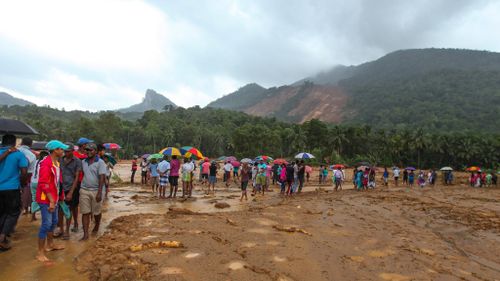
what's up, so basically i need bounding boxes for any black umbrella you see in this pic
[0,118,39,135]
[31,141,48,150]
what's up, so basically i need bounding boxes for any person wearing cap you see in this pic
[0,134,28,251]
[56,143,81,240]
[35,140,67,262]
[79,142,107,241]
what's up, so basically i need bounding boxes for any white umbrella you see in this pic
[240,158,252,163]
[440,167,453,171]
[294,152,315,159]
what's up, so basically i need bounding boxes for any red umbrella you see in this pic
[274,158,288,165]
[333,164,345,169]
[231,160,240,167]
[104,143,121,150]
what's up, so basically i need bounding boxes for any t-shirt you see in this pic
[393,169,400,177]
[241,167,250,182]
[18,145,36,174]
[181,162,194,177]
[286,165,294,181]
[170,159,180,177]
[209,164,217,176]
[81,157,107,190]
[61,156,82,191]
[224,163,233,172]
[334,169,343,179]
[149,163,159,177]
[157,160,171,176]
[0,147,28,190]
[141,161,149,172]
[131,160,138,171]
[298,165,305,178]
[202,162,210,174]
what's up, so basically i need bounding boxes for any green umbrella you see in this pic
[147,153,163,160]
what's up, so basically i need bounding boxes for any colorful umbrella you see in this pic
[217,156,227,161]
[141,153,150,159]
[180,146,204,159]
[147,153,163,160]
[103,153,117,165]
[405,167,416,171]
[226,156,237,162]
[295,152,315,159]
[333,164,345,169]
[241,158,252,163]
[159,147,182,156]
[466,166,480,172]
[273,158,288,165]
[103,143,121,150]
[440,167,453,171]
[231,160,240,167]
[256,155,273,162]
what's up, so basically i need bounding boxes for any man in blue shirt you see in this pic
[0,134,28,251]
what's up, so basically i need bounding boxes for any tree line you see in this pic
[1,105,499,169]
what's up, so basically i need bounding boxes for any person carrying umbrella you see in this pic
[140,157,149,185]
[393,167,400,187]
[157,155,170,199]
[240,162,251,201]
[168,156,180,198]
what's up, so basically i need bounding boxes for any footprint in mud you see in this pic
[379,273,410,281]
[228,261,245,270]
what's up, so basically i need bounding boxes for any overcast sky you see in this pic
[0,0,499,111]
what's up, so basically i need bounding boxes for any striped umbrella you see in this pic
[103,143,121,150]
[255,155,273,162]
[294,152,315,159]
[159,147,182,156]
[180,146,204,159]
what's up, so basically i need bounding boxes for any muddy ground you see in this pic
[76,180,500,281]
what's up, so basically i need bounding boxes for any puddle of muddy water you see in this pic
[0,184,245,280]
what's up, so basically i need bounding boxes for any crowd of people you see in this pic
[1,133,498,262]
[0,135,114,262]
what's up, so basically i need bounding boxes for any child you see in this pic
[417,171,425,188]
[382,167,389,186]
[408,171,415,188]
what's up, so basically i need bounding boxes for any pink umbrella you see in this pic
[226,156,237,162]
[231,160,240,167]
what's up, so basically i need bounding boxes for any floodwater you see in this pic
[0,184,245,281]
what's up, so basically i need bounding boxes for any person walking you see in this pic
[140,158,149,185]
[70,138,89,232]
[298,161,305,192]
[181,158,194,198]
[240,163,251,201]
[35,140,67,262]
[393,167,400,187]
[0,134,28,251]
[224,161,233,188]
[79,143,107,241]
[208,161,218,195]
[149,158,159,194]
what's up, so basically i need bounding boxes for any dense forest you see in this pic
[1,105,498,170]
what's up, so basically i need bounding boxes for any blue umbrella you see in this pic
[294,152,315,159]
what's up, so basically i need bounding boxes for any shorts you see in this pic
[160,175,169,186]
[224,171,231,181]
[202,173,209,180]
[141,171,147,177]
[151,176,159,184]
[241,181,249,191]
[394,176,399,181]
[209,176,216,184]
[334,177,341,184]
[182,173,192,182]
[169,176,179,186]
[256,174,266,186]
[63,187,80,208]
[233,170,239,177]
[79,188,102,216]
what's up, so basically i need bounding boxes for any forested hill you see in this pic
[207,48,500,132]
[1,105,498,168]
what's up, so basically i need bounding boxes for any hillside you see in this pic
[207,48,500,132]
[0,92,34,106]
[117,89,176,113]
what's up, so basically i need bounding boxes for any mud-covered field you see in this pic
[77,183,500,281]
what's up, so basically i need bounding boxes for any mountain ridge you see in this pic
[117,89,176,113]
[0,92,34,107]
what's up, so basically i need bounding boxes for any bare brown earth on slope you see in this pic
[76,174,500,280]
[244,85,347,123]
